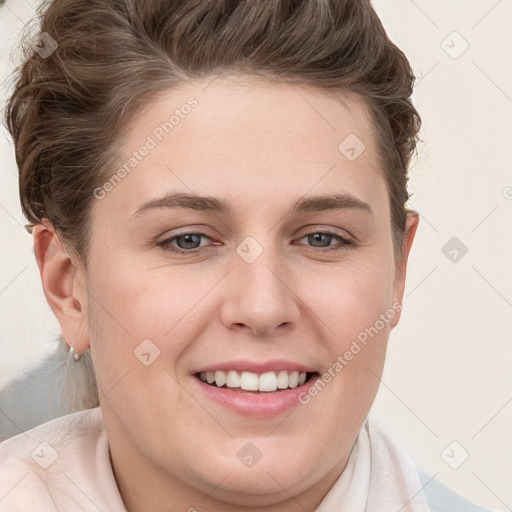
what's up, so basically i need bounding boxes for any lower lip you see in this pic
[192,374,320,417]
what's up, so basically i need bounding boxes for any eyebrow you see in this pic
[129,191,372,220]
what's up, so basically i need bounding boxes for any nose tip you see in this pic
[220,253,300,337]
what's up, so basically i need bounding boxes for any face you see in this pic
[39,76,418,509]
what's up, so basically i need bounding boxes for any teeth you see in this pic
[277,370,289,389]
[259,372,277,392]
[215,370,226,387]
[240,371,259,390]
[288,371,299,388]
[198,370,309,392]
[226,370,240,387]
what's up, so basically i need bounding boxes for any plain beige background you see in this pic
[1,0,511,510]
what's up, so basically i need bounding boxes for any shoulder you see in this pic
[416,466,498,512]
[365,417,498,512]
[0,407,126,511]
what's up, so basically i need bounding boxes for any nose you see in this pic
[219,241,300,337]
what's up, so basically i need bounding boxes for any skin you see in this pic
[34,76,418,512]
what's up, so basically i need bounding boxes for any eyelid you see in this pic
[156,230,217,254]
[294,231,354,253]
[157,225,215,242]
[296,225,354,242]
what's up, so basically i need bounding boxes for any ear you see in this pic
[32,220,90,353]
[389,211,419,328]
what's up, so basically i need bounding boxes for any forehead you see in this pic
[96,77,388,219]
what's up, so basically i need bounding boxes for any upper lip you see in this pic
[193,359,316,375]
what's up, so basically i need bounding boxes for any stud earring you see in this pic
[69,346,81,362]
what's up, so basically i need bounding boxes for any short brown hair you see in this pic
[6,0,421,263]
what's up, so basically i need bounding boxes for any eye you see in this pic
[157,232,214,254]
[296,230,354,252]
[157,228,355,255]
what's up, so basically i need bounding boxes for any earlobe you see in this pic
[390,211,420,328]
[32,220,90,353]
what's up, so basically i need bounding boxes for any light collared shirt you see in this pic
[0,407,496,511]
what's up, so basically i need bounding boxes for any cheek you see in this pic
[88,258,183,337]
[313,258,395,339]
[85,261,210,388]
[310,258,394,394]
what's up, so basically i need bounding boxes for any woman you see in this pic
[0,0,496,510]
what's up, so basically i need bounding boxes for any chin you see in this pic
[190,447,319,504]
[197,468,312,508]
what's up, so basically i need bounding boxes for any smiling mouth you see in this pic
[195,370,318,393]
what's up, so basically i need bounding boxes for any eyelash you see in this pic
[157,229,355,255]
